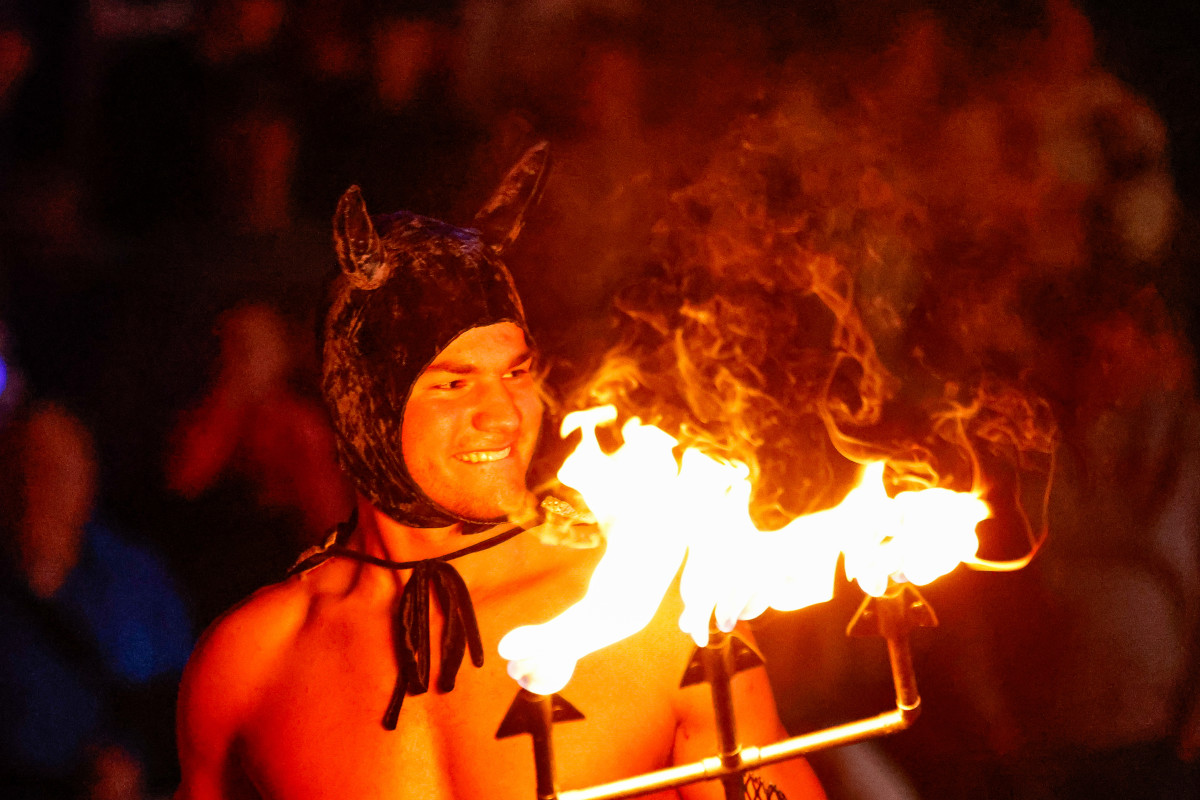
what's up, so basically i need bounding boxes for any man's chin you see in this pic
[434,478,534,524]
[455,493,535,525]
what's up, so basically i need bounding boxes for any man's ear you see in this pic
[333,185,391,290]
[472,141,551,253]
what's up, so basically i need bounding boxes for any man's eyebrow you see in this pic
[424,349,535,376]
[507,349,536,370]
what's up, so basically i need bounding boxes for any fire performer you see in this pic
[173,142,826,800]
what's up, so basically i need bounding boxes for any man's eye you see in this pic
[436,379,467,390]
[506,364,534,379]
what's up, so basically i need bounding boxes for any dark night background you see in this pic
[0,1,1198,799]
[0,0,1196,515]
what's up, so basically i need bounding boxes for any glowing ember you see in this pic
[500,405,990,694]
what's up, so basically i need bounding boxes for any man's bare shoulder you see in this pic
[175,574,322,800]
[180,575,316,720]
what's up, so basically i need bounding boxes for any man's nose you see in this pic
[473,381,521,432]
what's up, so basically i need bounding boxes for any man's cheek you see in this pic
[522,394,545,428]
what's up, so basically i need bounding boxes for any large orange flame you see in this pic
[500,405,990,695]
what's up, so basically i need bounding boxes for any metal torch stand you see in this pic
[498,580,938,800]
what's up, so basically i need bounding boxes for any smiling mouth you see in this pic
[457,446,512,464]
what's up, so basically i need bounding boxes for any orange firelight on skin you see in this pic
[499,405,991,695]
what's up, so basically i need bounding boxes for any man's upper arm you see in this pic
[175,592,290,800]
[672,635,827,800]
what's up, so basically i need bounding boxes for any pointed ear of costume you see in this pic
[472,140,551,253]
[334,185,390,290]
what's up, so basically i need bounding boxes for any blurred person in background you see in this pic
[195,0,296,233]
[87,0,201,235]
[0,400,194,799]
[0,21,29,107]
[0,15,30,201]
[166,302,355,627]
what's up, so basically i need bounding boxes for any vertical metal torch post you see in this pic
[700,632,745,800]
[530,692,559,800]
[496,689,586,800]
[847,580,936,723]
[881,604,919,715]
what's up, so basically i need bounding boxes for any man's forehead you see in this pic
[423,322,534,373]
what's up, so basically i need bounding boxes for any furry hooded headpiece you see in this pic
[320,142,550,529]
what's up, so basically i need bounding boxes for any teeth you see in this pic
[458,447,511,463]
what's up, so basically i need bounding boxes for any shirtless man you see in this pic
[174,143,826,800]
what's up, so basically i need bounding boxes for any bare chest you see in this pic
[238,575,691,800]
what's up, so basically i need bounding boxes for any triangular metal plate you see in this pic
[679,632,766,688]
[495,690,586,739]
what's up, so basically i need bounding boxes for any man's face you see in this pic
[402,322,542,522]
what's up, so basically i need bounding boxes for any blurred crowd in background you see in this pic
[0,1,1198,799]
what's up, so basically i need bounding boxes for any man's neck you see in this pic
[335,496,544,601]
[349,498,470,563]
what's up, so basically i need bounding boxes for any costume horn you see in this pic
[333,185,390,290]
[472,141,551,253]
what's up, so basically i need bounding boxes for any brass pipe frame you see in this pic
[558,707,917,800]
